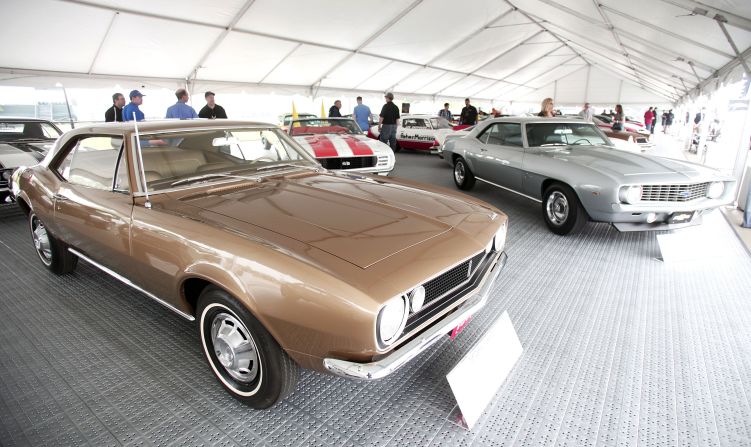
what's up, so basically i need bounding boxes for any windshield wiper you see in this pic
[170,173,262,187]
[256,162,320,172]
[540,143,568,147]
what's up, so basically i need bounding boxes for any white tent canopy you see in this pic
[1,0,750,106]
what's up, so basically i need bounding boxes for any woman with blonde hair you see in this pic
[538,98,554,117]
[612,104,624,131]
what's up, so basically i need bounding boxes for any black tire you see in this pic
[541,183,588,235]
[393,141,402,153]
[29,212,78,274]
[453,157,476,190]
[197,287,298,409]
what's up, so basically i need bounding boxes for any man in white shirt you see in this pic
[578,102,594,121]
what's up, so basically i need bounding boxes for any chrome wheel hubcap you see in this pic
[210,312,259,383]
[454,162,465,184]
[31,216,52,265]
[546,191,569,225]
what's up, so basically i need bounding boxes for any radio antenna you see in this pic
[132,113,151,209]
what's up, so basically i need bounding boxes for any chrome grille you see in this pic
[640,183,709,202]
[404,251,488,334]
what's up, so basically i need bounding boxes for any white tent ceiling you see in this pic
[1,0,750,105]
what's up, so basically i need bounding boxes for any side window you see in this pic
[477,124,500,145]
[497,123,523,147]
[56,136,124,191]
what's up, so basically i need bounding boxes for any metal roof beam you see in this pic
[598,4,735,59]
[659,0,751,33]
[578,57,678,101]
[88,11,118,75]
[716,17,751,77]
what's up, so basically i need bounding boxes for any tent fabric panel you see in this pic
[357,62,421,91]
[475,38,561,79]
[509,85,550,104]
[473,81,518,100]
[90,13,223,79]
[321,54,391,89]
[549,65,589,104]
[0,0,113,73]
[234,0,414,50]
[414,72,466,95]
[393,67,445,93]
[261,44,349,86]
[197,32,299,83]
[83,0,248,26]
[441,76,496,97]
[504,56,582,86]
[512,0,619,44]
[361,0,509,65]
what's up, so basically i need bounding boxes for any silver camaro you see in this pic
[442,117,735,235]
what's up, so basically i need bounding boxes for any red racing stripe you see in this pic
[341,135,374,155]
[304,135,338,157]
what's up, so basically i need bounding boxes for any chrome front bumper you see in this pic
[323,251,508,380]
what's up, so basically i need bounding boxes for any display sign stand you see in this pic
[446,311,523,430]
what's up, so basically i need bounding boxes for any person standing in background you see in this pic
[198,91,227,119]
[122,90,145,122]
[378,92,399,151]
[438,103,452,121]
[612,104,624,131]
[329,100,342,118]
[578,102,593,121]
[353,97,371,131]
[538,98,554,117]
[104,93,125,122]
[650,107,658,134]
[643,107,653,132]
[663,109,674,134]
[166,88,198,119]
[460,98,478,125]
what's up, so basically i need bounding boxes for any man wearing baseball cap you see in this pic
[198,91,227,119]
[122,90,145,121]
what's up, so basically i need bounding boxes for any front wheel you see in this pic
[541,183,588,235]
[29,212,77,274]
[453,157,476,190]
[197,287,298,409]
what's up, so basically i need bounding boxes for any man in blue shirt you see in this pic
[122,90,145,121]
[353,96,371,132]
[166,88,198,119]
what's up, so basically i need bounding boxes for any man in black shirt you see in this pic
[328,100,342,118]
[198,91,227,119]
[379,92,400,151]
[459,98,477,125]
[104,92,125,122]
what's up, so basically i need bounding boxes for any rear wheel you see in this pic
[197,287,298,409]
[453,157,475,190]
[29,212,77,274]
[541,183,587,235]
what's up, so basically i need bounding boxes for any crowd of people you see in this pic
[105,89,227,123]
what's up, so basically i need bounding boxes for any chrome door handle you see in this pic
[53,194,68,201]
[480,148,488,152]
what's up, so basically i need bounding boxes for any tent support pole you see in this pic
[716,17,751,77]
[584,64,591,103]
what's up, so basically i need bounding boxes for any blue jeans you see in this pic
[380,124,398,151]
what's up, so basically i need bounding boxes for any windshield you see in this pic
[0,121,61,142]
[136,127,317,191]
[430,117,452,129]
[288,119,362,136]
[525,122,613,147]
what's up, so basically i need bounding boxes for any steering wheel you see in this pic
[252,156,277,163]
[571,138,591,145]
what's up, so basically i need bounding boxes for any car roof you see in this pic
[0,116,57,123]
[62,119,279,136]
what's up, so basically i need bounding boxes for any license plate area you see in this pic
[669,211,695,224]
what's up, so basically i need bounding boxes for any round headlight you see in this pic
[707,181,724,199]
[1,170,10,181]
[620,185,642,204]
[409,286,426,313]
[377,297,408,345]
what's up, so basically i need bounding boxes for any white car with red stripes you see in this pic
[288,118,394,175]
[368,114,460,154]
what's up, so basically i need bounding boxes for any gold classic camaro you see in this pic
[12,120,508,408]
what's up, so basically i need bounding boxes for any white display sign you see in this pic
[656,223,728,264]
[446,311,523,430]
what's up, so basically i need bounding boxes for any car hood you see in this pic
[539,145,720,182]
[0,141,51,168]
[177,172,496,268]
[293,133,389,158]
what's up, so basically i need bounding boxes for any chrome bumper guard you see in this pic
[323,251,508,380]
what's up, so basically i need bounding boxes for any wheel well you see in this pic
[541,178,567,196]
[16,197,30,216]
[182,277,212,316]
[451,153,461,164]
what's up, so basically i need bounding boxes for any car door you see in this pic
[52,134,135,278]
[472,122,525,191]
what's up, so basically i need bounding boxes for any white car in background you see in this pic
[287,117,394,175]
[369,114,461,154]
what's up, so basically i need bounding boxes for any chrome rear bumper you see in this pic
[322,251,508,380]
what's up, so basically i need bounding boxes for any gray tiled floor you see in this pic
[1,151,751,446]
